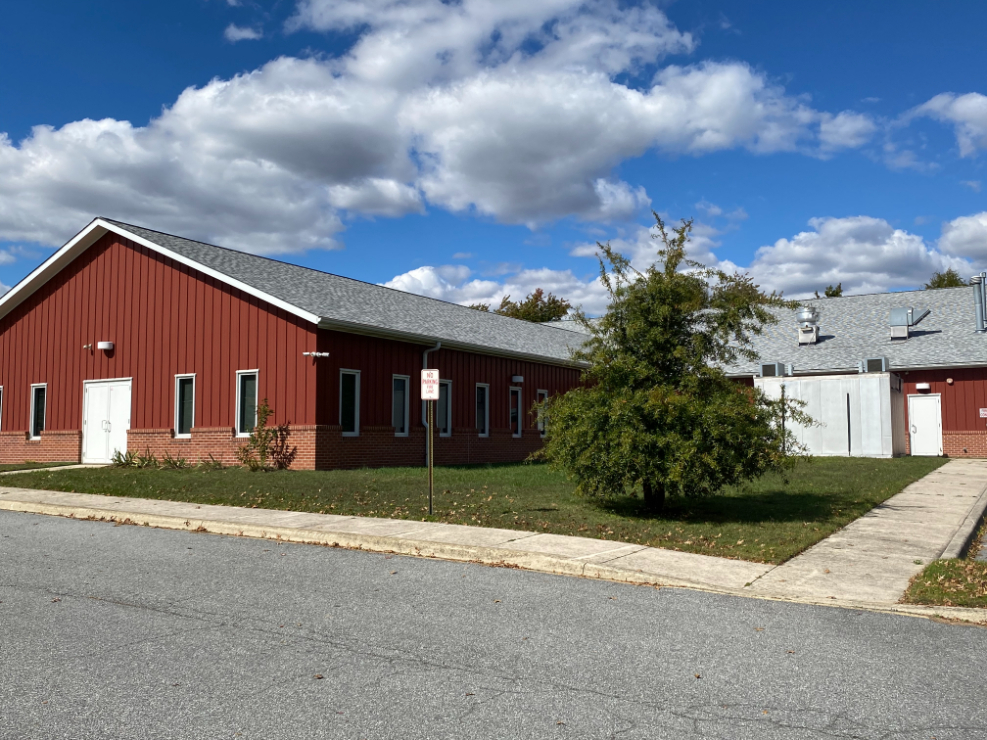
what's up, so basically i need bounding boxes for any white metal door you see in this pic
[908,394,942,456]
[106,383,131,461]
[82,380,132,463]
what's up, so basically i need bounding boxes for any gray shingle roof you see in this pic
[105,219,585,365]
[726,287,987,375]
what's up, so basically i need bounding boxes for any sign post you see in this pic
[421,369,440,515]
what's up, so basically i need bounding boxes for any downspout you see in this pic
[422,341,441,466]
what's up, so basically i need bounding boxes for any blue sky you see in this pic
[1,1,985,311]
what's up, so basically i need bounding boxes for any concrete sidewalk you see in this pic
[1,458,986,623]
[748,459,987,603]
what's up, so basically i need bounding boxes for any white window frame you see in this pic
[174,374,196,439]
[476,383,489,438]
[392,374,410,437]
[510,386,522,439]
[536,389,549,437]
[438,379,452,437]
[235,369,259,438]
[30,383,47,440]
[0,385,4,432]
[340,369,361,437]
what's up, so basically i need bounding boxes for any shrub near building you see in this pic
[542,215,808,513]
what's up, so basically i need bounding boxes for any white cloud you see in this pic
[961,180,982,192]
[0,57,414,253]
[818,111,877,152]
[451,252,473,260]
[386,214,987,311]
[938,212,987,262]
[743,216,970,298]
[288,0,695,87]
[0,0,878,254]
[383,263,609,313]
[911,93,987,156]
[224,24,262,42]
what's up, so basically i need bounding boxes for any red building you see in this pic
[729,286,987,458]
[0,219,584,468]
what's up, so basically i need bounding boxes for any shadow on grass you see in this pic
[590,489,844,525]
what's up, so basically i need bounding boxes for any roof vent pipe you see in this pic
[973,274,987,333]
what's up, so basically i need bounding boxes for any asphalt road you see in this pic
[1,511,985,740]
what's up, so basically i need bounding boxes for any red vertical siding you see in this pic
[314,330,581,434]
[902,368,987,433]
[0,233,319,436]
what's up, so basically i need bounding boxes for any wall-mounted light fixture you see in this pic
[303,351,331,358]
[97,341,114,351]
[916,382,931,391]
[83,343,93,352]
[511,375,524,383]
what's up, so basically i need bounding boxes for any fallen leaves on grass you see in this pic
[902,559,987,608]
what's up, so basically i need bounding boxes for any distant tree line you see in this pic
[470,288,571,322]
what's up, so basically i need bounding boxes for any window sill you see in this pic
[342,432,360,438]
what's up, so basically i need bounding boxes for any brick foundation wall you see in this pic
[123,424,546,470]
[0,422,549,470]
[902,430,987,458]
[127,427,249,466]
[0,430,81,463]
[942,431,987,458]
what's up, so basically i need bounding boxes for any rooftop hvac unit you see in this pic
[797,306,820,345]
[760,362,793,378]
[858,357,889,373]
[889,307,931,339]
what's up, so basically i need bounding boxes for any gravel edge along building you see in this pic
[0,218,585,468]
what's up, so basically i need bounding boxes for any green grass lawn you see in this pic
[902,522,987,608]
[8,456,945,564]
[0,462,75,473]
[901,559,987,609]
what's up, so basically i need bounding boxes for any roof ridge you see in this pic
[101,217,575,333]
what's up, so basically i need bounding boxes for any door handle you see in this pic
[106,421,112,432]
[910,425,917,434]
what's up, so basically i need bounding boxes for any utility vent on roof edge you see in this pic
[858,357,889,373]
[760,362,793,378]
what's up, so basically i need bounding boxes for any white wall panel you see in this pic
[756,372,904,458]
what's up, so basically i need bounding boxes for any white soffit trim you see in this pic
[0,218,321,326]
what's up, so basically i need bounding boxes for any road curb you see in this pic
[3,496,987,626]
[0,497,723,592]
[939,480,987,560]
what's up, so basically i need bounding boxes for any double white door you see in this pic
[83,380,132,463]
[908,394,943,456]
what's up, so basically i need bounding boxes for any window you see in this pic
[510,387,522,438]
[175,375,195,438]
[437,380,452,437]
[536,389,549,437]
[236,371,258,437]
[475,384,489,437]
[30,384,46,439]
[340,370,360,436]
[392,375,410,436]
